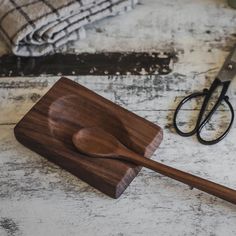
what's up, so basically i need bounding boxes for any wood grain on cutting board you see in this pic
[14,77,163,198]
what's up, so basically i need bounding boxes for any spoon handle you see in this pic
[119,149,236,204]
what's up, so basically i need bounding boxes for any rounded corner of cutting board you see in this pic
[114,166,141,198]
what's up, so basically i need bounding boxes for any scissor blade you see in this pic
[217,44,236,82]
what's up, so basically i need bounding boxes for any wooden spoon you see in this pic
[72,127,236,204]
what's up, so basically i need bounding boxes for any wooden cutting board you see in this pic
[14,77,163,198]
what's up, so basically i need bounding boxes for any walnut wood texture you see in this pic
[14,77,163,198]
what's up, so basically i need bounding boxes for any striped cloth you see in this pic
[0,0,138,56]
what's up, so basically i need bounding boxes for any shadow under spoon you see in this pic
[72,127,236,204]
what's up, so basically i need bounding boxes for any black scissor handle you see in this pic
[196,95,234,145]
[173,78,234,145]
[173,90,208,137]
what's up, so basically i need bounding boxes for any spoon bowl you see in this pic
[73,127,121,157]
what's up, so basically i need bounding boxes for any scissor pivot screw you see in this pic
[227,63,233,70]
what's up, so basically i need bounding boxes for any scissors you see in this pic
[173,44,236,145]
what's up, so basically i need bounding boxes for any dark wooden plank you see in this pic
[0,52,175,77]
[14,77,163,198]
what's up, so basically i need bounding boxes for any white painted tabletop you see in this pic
[0,1,236,236]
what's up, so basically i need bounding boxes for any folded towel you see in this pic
[0,0,138,56]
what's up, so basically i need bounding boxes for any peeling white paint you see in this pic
[0,0,236,236]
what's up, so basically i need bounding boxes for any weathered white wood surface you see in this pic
[1,0,236,236]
